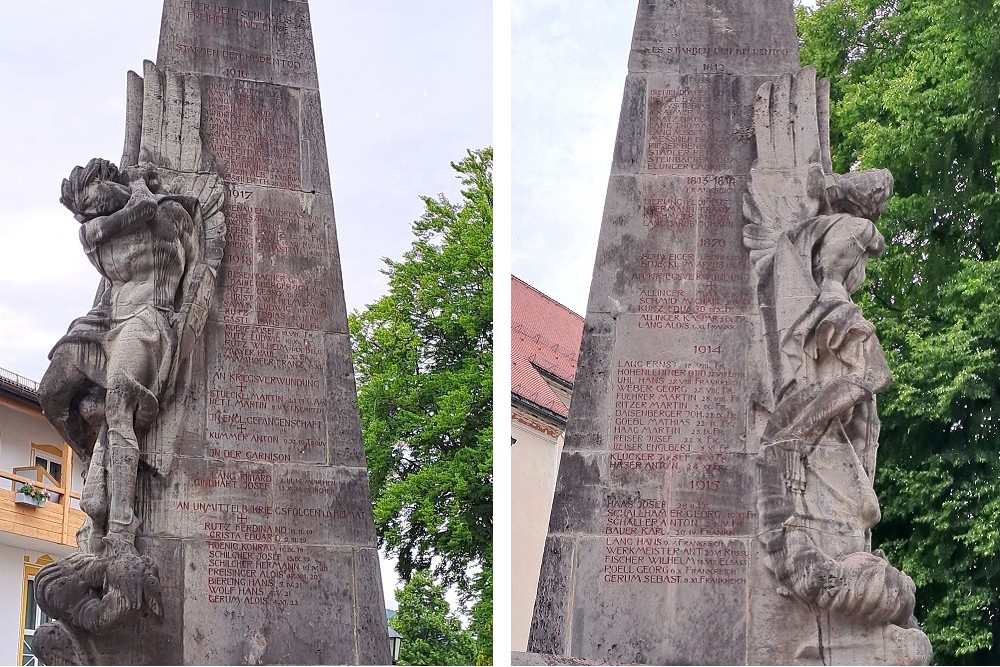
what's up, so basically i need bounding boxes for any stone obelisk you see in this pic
[530,5,800,658]
[528,3,933,665]
[37,1,390,664]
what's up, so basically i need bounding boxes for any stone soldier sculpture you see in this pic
[33,139,225,657]
[743,67,931,663]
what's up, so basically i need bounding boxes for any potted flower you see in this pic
[15,483,48,507]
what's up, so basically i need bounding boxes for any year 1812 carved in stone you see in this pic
[528,2,931,665]
[32,2,390,664]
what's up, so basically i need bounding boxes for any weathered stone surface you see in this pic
[742,66,930,665]
[32,1,388,664]
[512,650,633,666]
[529,2,929,665]
[34,155,226,650]
[529,4,796,663]
[157,0,319,90]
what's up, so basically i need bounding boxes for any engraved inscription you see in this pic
[638,45,791,58]
[600,532,750,586]
[645,89,753,172]
[176,498,366,608]
[203,81,301,189]
[173,44,303,73]
[207,362,327,463]
[220,197,332,330]
[602,355,749,565]
[181,1,309,33]
[611,359,743,469]
[163,0,317,86]
[627,188,752,312]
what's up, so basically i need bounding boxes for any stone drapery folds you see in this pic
[743,66,931,664]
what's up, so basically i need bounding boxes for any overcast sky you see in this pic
[0,1,491,383]
[0,0,491,611]
[511,1,634,317]
[512,1,812,316]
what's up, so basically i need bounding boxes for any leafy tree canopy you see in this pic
[350,147,493,662]
[391,570,477,666]
[798,1,1000,663]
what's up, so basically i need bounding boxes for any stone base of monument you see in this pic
[751,583,933,665]
[511,651,633,666]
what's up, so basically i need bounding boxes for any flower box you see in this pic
[14,491,46,508]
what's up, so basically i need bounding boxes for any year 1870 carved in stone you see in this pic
[32,2,390,664]
[528,2,931,665]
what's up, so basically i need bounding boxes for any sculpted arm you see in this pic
[81,179,157,247]
[766,328,891,443]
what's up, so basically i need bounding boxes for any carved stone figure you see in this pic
[743,67,931,663]
[33,151,224,654]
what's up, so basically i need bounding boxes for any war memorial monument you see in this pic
[29,1,391,664]
[527,1,933,665]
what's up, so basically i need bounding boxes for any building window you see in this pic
[31,451,62,485]
[21,578,48,666]
[26,442,66,486]
[19,556,53,667]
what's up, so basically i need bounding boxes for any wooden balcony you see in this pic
[0,467,85,548]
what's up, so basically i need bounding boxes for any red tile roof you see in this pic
[511,276,584,419]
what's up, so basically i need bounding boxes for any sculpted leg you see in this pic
[106,426,141,539]
[102,387,142,541]
[78,428,110,552]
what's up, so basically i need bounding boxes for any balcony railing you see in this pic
[0,467,84,547]
[0,366,39,394]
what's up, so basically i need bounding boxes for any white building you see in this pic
[0,367,85,665]
[510,277,583,651]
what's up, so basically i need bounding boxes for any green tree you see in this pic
[350,147,493,661]
[391,570,477,666]
[798,1,1000,663]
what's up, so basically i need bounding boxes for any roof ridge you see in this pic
[511,275,583,322]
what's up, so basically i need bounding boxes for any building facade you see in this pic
[0,367,85,665]
[510,277,583,651]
